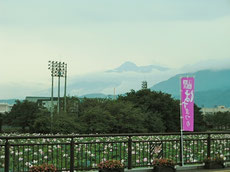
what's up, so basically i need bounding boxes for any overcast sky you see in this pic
[1,0,230,97]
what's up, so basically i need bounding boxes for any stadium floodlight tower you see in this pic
[48,61,55,130]
[48,61,67,117]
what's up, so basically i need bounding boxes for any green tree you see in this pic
[119,89,180,132]
[80,106,115,133]
[32,109,51,133]
[144,112,166,132]
[193,104,206,131]
[204,112,230,131]
[0,113,3,132]
[52,112,83,134]
[118,89,205,132]
[106,100,147,133]
[6,100,40,132]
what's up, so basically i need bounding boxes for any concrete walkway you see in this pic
[176,164,230,172]
[180,168,230,172]
[124,165,230,172]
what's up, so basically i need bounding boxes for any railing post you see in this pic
[128,136,132,169]
[70,138,75,172]
[179,135,183,166]
[5,139,9,172]
[207,134,211,159]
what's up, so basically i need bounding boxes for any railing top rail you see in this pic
[0,131,229,140]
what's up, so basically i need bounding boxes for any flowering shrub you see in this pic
[29,163,57,172]
[98,160,124,169]
[152,158,175,168]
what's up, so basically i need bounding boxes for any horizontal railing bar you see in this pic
[210,138,230,141]
[0,131,230,140]
[10,143,70,146]
[183,138,207,141]
[132,139,180,142]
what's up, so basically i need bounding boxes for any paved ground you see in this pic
[177,166,230,172]
[124,166,230,172]
[182,168,230,172]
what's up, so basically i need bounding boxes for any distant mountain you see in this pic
[2,59,230,100]
[67,61,174,97]
[106,61,169,73]
[79,93,118,99]
[151,69,230,107]
[79,93,108,98]
[195,89,230,107]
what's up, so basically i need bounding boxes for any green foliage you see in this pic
[144,112,165,132]
[118,89,180,132]
[80,106,115,133]
[118,89,205,132]
[78,98,146,133]
[5,90,207,134]
[0,113,4,132]
[32,109,51,133]
[52,112,82,134]
[106,100,147,133]
[204,112,230,131]
[193,104,206,131]
[6,100,40,132]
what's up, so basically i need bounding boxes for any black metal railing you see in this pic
[0,131,230,171]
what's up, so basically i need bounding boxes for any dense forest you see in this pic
[0,89,226,134]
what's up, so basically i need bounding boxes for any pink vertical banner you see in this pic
[181,77,194,131]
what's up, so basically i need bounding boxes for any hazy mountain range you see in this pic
[67,61,175,97]
[1,60,230,108]
[106,61,169,73]
[151,69,230,107]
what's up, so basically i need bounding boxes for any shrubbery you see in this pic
[3,89,206,134]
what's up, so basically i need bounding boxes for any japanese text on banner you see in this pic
[181,77,194,131]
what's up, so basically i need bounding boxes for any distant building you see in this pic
[25,96,58,111]
[201,105,230,115]
[0,103,13,113]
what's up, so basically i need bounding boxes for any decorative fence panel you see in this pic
[0,132,230,171]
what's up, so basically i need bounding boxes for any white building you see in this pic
[0,103,13,113]
[201,105,230,115]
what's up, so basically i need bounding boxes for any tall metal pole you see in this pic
[49,61,55,132]
[180,77,184,166]
[51,71,54,131]
[64,63,67,112]
[57,62,61,114]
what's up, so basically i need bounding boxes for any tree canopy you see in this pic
[4,89,207,133]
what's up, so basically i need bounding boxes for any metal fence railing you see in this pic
[0,131,230,171]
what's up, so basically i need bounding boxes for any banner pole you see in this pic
[180,77,184,166]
